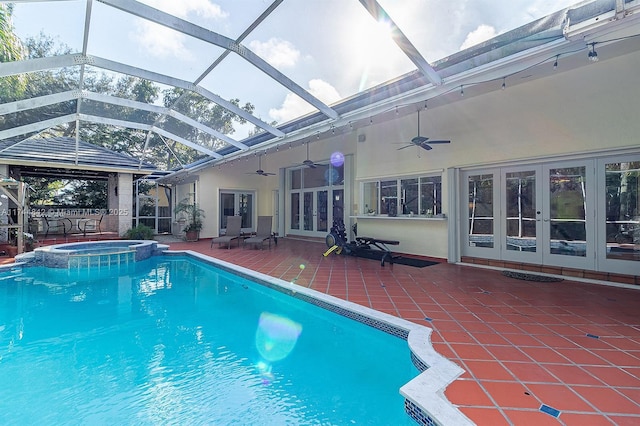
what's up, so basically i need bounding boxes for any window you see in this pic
[362,175,442,216]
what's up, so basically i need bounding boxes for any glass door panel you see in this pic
[290,193,300,230]
[303,191,314,231]
[317,190,328,232]
[238,193,253,230]
[548,167,587,257]
[502,168,542,263]
[468,173,495,249]
[600,158,640,274]
[543,163,595,269]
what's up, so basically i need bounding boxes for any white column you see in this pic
[116,173,133,236]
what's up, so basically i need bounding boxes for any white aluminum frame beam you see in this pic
[358,0,442,86]
[98,0,339,121]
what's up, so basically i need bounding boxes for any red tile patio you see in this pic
[10,235,640,425]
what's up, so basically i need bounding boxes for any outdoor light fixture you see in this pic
[588,43,599,62]
[501,77,506,90]
[460,85,464,97]
[553,55,559,70]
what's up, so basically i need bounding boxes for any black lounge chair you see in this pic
[244,216,273,249]
[211,215,242,249]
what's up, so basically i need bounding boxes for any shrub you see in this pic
[123,224,154,240]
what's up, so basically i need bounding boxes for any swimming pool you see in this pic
[0,252,467,425]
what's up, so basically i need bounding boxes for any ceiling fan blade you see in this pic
[419,143,433,151]
[397,144,414,151]
[411,135,429,144]
[426,140,451,144]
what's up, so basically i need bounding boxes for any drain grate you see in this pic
[502,270,564,282]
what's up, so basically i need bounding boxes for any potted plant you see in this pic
[175,198,205,242]
[24,232,37,252]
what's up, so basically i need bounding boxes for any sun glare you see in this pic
[352,18,396,65]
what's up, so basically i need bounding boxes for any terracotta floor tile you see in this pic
[572,386,640,414]
[558,413,616,425]
[581,365,640,387]
[444,379,494,406]
[450,343,496,361]
[502,408,563,425]
[485,345,533,362]
[458,407,510,426]
[472,332,511,346]
[501,332,545,347]
[462,360,514,381]
[520,346,571,364]
[591,349,640,366]
[525,383,596,412]
[605,337,640,351]
[431,342,459,361]
[438,330,477,344]
[543,364,604,386]
[502,361,562,384]
[606,415,640,426]
[555,348,611,366]
[489,322,528,334]
[481,381,541,409]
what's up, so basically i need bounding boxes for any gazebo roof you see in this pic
[0,136,156,176]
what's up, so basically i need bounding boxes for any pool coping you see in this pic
[173,249,473,426]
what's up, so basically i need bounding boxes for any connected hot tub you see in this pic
[26,240,167,268]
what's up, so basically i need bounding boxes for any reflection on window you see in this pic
[505,171,537,252]
[549,167,586,257]
[468,174,494,248]
[290,169,301,190]
[605,161,639,262]
[362,175,442,217]
[291,193,300,230]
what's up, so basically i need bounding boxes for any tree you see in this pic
[0,4,27,106]
[1,33,255,170]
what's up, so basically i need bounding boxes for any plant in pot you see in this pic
[175,198,205,242]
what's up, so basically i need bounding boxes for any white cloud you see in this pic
[460,24,498,50]
[269,79,341,123]
[132,0,228,59]
[133,21,193,60]
[249,38,300,68]
[144,0,228,20]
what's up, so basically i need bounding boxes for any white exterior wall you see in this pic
[185,47,639,261]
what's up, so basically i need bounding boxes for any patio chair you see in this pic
[211,215,242,249]
[78,214,104,237]
[44,217,72,238]
[244,216,273,249]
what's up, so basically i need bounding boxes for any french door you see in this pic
[463,160,596,270]
[291,189,329,236]
[219,191,254,234]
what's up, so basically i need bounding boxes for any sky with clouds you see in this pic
[12,0,581,137]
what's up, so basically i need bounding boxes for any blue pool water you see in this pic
[0,256,417,425]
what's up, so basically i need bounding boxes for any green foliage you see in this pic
[55,180,108,208]
[1,32,255,171]
[25,177,107,208]
[123,224,154,240]
[175,198,205,232]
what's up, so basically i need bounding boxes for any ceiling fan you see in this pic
[397,110,451,151]
[295,141,325,168]
[246,155,275,176]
